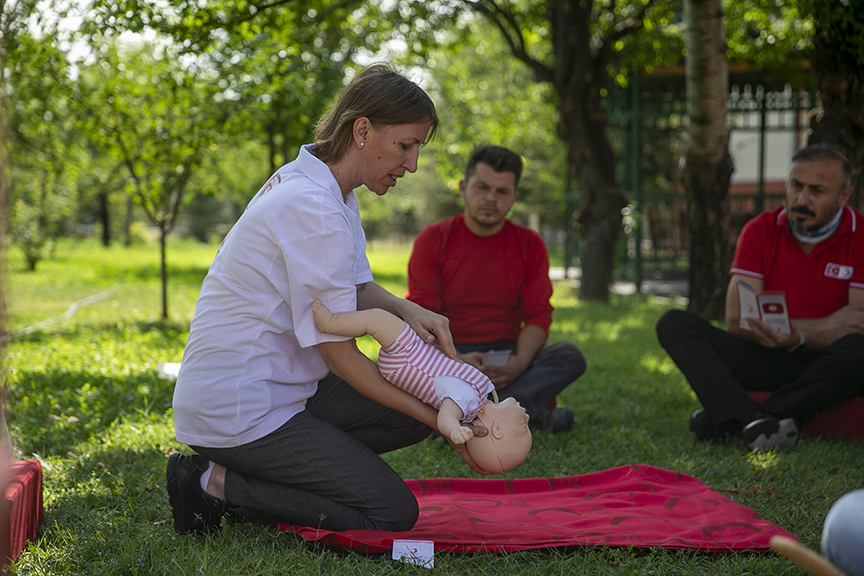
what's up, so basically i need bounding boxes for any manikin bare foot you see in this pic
[311,298,333,333]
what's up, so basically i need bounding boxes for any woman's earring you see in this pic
[360,142,365,148]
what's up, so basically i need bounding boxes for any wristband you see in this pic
[788,328,805,353]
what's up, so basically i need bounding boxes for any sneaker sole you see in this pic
[747,418,799,452]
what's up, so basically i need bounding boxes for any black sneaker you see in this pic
[166,452,224,535]
[741,416,799,452]
[689,409,716,442]
[540,407,575,433]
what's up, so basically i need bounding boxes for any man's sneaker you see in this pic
[742,416,799,452]
[689,409,716,442]
[540,407,575,433]
[166,452,224,535]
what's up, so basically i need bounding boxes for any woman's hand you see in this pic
[356,281,458,358]
[401,304,458,359]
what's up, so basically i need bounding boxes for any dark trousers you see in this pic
[455,341,587,424]
[192,372,430,532]
[656,308,864,428]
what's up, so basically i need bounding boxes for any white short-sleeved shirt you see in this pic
[172,145,371,448]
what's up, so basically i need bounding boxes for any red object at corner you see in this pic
[0,460,43,565]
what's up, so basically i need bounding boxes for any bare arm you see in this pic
[317,339,439,428]
[318,319,489,473]
[356,281,458,358]
[790,288,864,351]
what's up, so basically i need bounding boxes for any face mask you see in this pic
[787,206,844,245]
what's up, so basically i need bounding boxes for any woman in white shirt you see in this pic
[166,63,488,535]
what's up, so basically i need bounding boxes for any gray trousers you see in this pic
[192,372,431,532]
[455,341,587,424]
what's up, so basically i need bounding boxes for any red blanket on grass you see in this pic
[279,464,797,554]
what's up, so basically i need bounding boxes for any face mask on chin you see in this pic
[787,205,844,245]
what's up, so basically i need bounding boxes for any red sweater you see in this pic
[730,205,864,318]
[407,215,553,344]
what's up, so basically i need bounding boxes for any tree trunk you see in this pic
[685,152,733,319]
[807,0,864,201]
[160,226,168,319]
[97,191,110,247]
[123,194,134,247]
[573,156,626,301]
[683,0,733,320]
[560,66,627,302]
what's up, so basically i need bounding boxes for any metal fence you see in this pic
[560,70,837,288]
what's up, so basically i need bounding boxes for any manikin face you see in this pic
[458,162,519,236]
[361,121,432,196]
[785,158,852,235]
[467,397,532,474]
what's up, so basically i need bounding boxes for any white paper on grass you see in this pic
[392,539,434,568]
[156,362,182,381]
[737,280,791,335]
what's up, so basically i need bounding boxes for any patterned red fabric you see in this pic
[748,392,864,437]
[1,460,43,563]
[279,464,797,554]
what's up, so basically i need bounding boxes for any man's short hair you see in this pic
[792,144,853,189]
[464,145,523,186]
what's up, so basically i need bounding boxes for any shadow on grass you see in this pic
[6,367,176,457]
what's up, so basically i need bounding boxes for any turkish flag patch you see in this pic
[824,263,853,280]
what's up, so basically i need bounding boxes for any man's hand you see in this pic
[481,352,530,389]
[747,318,801,349]
[459,351,485,370]
[789,304,864,350]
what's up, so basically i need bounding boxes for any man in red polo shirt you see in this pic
[407,145,586,433]
[657,144,864,451]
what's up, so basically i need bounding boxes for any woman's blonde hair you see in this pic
[312,63,438,164]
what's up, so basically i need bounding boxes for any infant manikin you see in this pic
[312,299,532,473]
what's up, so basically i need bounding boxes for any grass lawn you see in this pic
[2,237,861,575]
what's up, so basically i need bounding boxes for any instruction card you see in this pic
[392,539,434,568]
[483,349,511,367]
[737,280,791,335]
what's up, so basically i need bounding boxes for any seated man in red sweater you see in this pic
[407,145,586,433]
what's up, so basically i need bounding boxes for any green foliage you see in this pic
[2,238,862,574]
[804,0,864,78]
[5,5,82,269]
[724,0,813,82]
[423,14,565,227]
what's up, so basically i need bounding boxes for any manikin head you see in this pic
[467,396,532,474]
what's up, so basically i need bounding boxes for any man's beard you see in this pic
[787,202,838,234]
[786,200,843,244]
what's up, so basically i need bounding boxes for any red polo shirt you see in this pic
[730,205,864,318]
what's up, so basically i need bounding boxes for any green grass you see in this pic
[3,237,862,575]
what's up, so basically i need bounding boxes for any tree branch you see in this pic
[464,0,554,84]
[592,0,655,78]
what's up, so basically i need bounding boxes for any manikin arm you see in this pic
[312,298,406,348]
[439,397,474,445]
